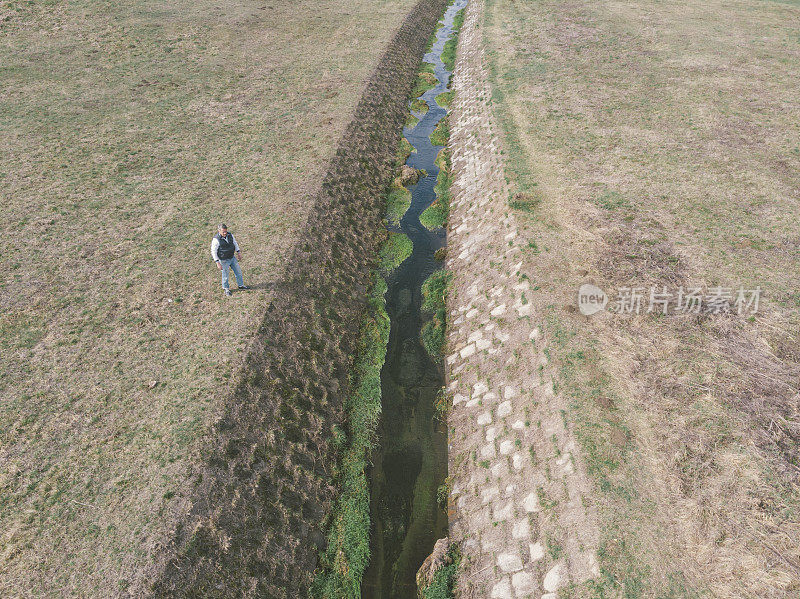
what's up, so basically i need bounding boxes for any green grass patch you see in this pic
[425,22,443,52]
[435,91,454,108]
[429,116,449,147]
[410,97,429,115]
[419,122,454,356]
[483,1,541,207]
[420,545,461,599]
[412,62,438,98]
[420,148,452,231]
[420,201,448,231]
[396,137,415,165]
[379,232,413,272]
[440,8,465,72]
[420,269,452,358]
[0,315,47,350]
[436,476,451,508]
[509,191,541,213]
[386,184,412,226]
[594,189,631,211]
[312,270,390,598]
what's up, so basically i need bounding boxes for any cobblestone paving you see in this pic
[445,1,600,596]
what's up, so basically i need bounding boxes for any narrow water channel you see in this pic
[362,2,467,597]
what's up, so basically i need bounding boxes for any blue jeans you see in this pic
[219,256,244,290]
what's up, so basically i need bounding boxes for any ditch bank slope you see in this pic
[136,1,448,596]
[444,1,600,597]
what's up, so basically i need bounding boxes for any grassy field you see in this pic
[0,0,415,595]
[484,0,800,595]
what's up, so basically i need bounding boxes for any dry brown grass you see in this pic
[0,0,416,595]
[485,0,800,595]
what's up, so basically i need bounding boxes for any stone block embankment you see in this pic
[444,1,600,597]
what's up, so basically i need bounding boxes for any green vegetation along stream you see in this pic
[361,2,466,597]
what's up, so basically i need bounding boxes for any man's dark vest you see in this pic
[215,233,236,260]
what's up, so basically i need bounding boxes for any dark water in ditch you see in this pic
[361,2,466,597]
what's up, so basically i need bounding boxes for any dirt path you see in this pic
[445,1,600,595]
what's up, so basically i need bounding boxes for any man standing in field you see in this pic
[211,223,250,296]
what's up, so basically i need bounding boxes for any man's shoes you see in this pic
[224,289,232,296]
[238,285,251,290]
